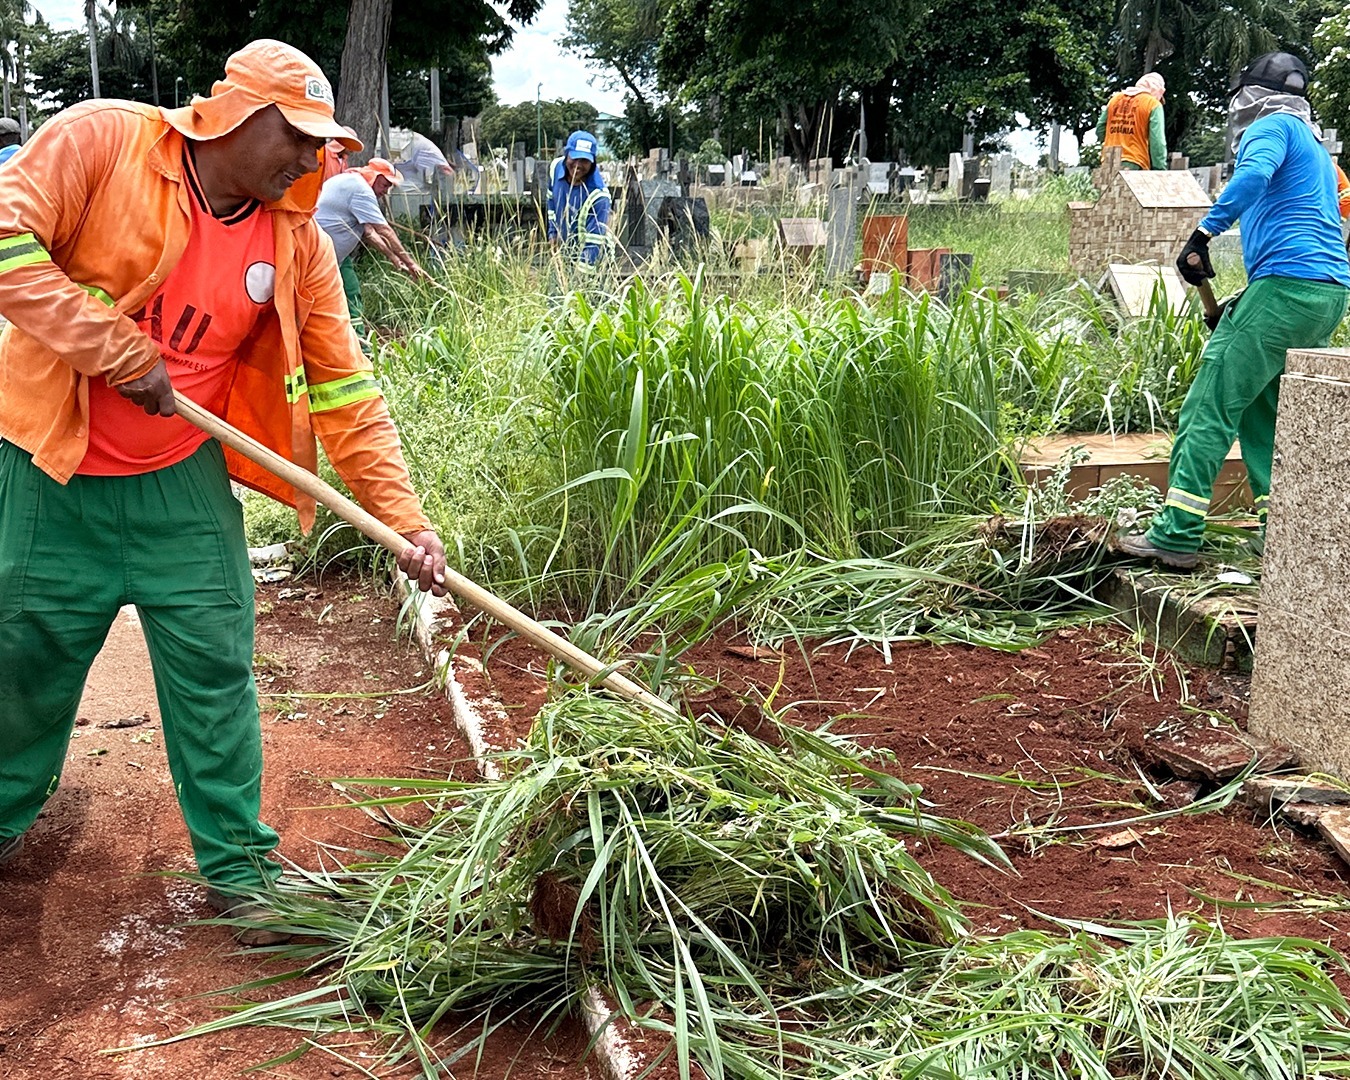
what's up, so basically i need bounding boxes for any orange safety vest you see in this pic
[0,99,429,534]
[1104,92,1161,170]
[1337,163,1350,221]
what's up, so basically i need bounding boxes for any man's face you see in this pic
[565,156,594,184]
[372,175,393,198]
[229,105,325,202]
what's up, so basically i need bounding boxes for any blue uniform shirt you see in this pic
[547,158,610,265]
[1200,113,1350,287]
[0,145,19,165]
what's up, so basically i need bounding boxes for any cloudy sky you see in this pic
[33,0,628,113]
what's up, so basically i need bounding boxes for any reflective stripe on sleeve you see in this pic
[307,371,382,413]
[0,233,51,275]
[80,282,115,306]
[1164,487,1209,517]
[284,368,309,404]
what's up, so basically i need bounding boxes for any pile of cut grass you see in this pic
[182,693,1350,1080]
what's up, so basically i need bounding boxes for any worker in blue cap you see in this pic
[547,130,611,268]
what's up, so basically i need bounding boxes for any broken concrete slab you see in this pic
[1097,566,1257,672]
[1316,808,1350,867]
[1241,775,1350,814]
[1144,725,1297,782]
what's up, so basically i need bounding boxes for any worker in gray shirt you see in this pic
[315,157,425,344]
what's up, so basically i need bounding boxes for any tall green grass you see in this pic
[250,258,1212,650]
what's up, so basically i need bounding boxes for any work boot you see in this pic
[0,833,24,867]
[1115,532,1199,570]
[204,886,293,947]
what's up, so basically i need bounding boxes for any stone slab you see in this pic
[1120,170,1211,208]
[1102,263,1190,317]
[778,217,828,251]
[1317,808,1350,867]
[1143,725,1295,781]
[1249,355,1350,776]
[1242,775,1350,813]
[1098,567,1257,672]
[1019,432,1250,512]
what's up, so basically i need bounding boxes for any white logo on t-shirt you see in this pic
[245,262,276,304]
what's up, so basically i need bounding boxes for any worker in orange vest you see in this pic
[1096,72,1168,170]
[0,40,447,946]
[1338,160,1350,220]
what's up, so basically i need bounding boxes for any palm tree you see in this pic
[83,0,98,96]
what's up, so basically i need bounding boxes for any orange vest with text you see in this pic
[1104,92,1160,170]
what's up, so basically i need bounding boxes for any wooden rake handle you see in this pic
[173,390,675,716]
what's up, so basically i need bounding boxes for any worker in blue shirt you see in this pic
[548,130,610,268]
[1119,52,1350,568]
[0,118,21,165]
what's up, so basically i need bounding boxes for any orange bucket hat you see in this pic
[356,158,403,187]
[166,39,363,150]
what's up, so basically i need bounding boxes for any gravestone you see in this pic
[773,156,793,183]
[1101,263,1189,316]
[990,153,1014,198]
[1324,128,1342,155]
[948,153,964,195]
[809,157,832,184]
[618,165,645,247]
[961,156,979,198]
[706,164,725,187]
[1250,349,1350,775]
[866,161,891,196]
[640,178,682,247]
[938,252,974,301]
[658,196,711,254]
[1168,152,1189,171]
[825,169,860,279]
[778,217,828,261]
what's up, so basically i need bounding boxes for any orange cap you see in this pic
[166,39,362,151]
[357,158,403,187]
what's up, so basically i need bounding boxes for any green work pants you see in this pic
[339,254,369,349]
[1148,275,1349,552]
[0,439,280,893]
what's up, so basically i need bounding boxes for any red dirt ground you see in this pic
[468,622,1350,960]
[0,579,599,1080]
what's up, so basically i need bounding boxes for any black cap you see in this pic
[1229,52,1309,98]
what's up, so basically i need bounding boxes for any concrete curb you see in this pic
[391,573,644,1080]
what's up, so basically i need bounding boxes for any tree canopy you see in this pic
[563,0,1323,166]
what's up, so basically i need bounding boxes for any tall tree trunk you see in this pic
[861,76,893,161]
[145,6,159,105]
[334,0,392,165]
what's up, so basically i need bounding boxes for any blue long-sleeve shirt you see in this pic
[1200,113,1350,287]
[547,158,610,265]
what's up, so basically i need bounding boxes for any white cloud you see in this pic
[490,0,626,113]
[31,0,84,32]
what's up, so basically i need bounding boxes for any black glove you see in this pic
[1177,229,1215,286]
[1203,287,1243,332]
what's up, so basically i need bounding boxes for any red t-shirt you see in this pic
[79,148,277,476]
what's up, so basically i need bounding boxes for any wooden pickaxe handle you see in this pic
[173,390,676,717]
[1187,253,1221,321]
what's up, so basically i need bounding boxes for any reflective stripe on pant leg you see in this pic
[125,442,279,892]
[1151,276,1349,551]
[1164,487,1209,517]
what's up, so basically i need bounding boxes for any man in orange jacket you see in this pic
[1096,72,1168,170]
[0,40,447,945]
